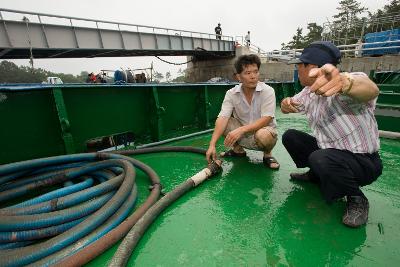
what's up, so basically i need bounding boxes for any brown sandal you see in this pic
[263,156,280,170]
[220,149,247,158]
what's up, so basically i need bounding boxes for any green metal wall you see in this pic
[371,71,400,133]
[0,88,64,164]
[373,71,400,85]
[0,84,231,164]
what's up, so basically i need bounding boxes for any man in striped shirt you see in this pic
[281,41,383,228]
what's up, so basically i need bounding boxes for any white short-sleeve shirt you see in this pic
[218,81,277,128]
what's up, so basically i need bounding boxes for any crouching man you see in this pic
[281,41,383,227]
[206,54,279,169]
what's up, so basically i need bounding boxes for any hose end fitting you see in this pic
[208,160,222,175]
[190,160,223,186]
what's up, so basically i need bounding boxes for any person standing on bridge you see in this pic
[206,54,280,170]
[245,31,251,47]
[281,41,383,228]
[215,23,222,40]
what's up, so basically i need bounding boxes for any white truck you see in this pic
[43,77,63,84]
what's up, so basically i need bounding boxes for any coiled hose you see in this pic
[0,146,221,267]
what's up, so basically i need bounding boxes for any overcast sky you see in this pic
[0,0,385,78]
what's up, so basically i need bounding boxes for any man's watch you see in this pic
[341,72,354,95]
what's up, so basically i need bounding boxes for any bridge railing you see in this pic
[261,40,400,62]
[234,36,267,54]
[0,8,234,41]
[337,41,400,57]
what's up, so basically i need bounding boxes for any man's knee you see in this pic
[254,128,277,151]
[308,150,331,170]
[282,129,301,147]
[308,150,346,181]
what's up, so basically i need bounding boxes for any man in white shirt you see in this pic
[245,31,251,47]
[206,54,279,169]
[281,41,382,227]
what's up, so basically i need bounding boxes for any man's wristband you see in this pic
[341,72,354,95]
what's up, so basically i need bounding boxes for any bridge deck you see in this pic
[0,9,235,59]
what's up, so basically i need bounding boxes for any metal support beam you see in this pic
[118,24,125,49]
[154,33,159,49]
[38,15,50,48]
[1,13,13,46]
[191,33,195,50]
[96,22,104,49]
[150,86,165,141]
[180,35,184,50]
[137,26,143,49]
[168,35,172,50]
[70,19,80,48]
[0,49,12,57]
[52,87,75,154]
[204,85,211,128]
[49,49,76,58]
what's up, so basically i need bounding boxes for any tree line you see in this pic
[0,60,187,84]
[282,0,400,49]
[0,61,88,83]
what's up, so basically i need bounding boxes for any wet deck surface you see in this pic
[89,111,400,266]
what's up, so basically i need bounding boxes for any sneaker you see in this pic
[342,195,369,228]
[289,171,311,182]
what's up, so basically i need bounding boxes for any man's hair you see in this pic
[234,54,261,74]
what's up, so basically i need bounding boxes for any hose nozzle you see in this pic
[208,159,222,175]
[190,159,222,186]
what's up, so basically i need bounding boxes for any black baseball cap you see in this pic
[288,41,341,66]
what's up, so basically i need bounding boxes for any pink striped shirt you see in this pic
[292,72,380,153]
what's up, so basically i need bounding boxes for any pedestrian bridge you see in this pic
[0,8,235,59]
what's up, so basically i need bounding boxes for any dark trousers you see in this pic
[282,129,383,203]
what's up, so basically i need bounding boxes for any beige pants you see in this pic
[223,117,278,151]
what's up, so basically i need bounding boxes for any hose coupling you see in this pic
[208,160,222,175]
[190,159,222,186]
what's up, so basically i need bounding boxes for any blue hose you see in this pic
[0,153,97,178]
[0,241,35,250]
[0,146,210,267]
[0,159,123,203]
[0,217,86,243]
[7,178,94,209]
[0,154,138,267]
[37,184,138,266]
[0,191,115,231]
[1,176,122,216]
[0,162,86,192]
[6,161,133,266]
[0,170,33,186]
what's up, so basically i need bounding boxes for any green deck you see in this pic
[87,111,400,266]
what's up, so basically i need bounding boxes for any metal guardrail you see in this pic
[337,41,400,54]
[259,49,301,62]
[322,13,400,45]
[0,8,235,41]
[261,40,400,62]
[234,36,267,54]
